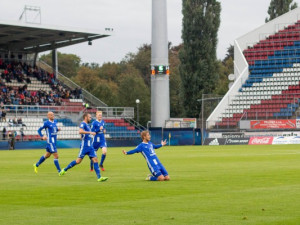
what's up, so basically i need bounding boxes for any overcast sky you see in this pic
[1,0,300,65]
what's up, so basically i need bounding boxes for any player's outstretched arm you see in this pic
[123,147,141,155]
[161,139,167,146]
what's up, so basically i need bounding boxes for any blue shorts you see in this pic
[93,141,107,151]
[78,146,97,159]
[149,163,168,177]
[46,143,57,153]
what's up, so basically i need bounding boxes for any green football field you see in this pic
[1,145,300,225]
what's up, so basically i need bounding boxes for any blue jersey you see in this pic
[79,122,94,148]
[38,120,58,145]
[126,141,168,176]
[91,119,106,143]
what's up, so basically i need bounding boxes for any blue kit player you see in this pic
[90,111,108,172]
[33,111,61,174]
[122,130,170,181]
[59,113,108,182]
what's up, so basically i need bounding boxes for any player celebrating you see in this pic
[59,113,108,182]
[90,111,108,171]
[33,111,61,174]
[122,130,170,181]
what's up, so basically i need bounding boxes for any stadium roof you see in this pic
[0,20,113,54]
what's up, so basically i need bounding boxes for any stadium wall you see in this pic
[204,136,300,145]
[0,128,202,150]
[149,128,201,145]
[0,139,141,150]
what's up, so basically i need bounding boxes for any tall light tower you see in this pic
[151,0,170,127]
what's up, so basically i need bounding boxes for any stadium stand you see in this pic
[0,60,82,106]
[0,20,143,147]
[208,9,300,129]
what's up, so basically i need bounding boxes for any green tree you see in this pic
[214,45,234,95]
[73,66,119,106]
[39,52,81,78]
[179,0,221,117]
[117,65,150,126]
[98,62,122,82]
[169,44,185,117]
[265,0,298,22]
[122,44,152,87]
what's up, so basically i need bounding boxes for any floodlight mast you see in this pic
[151,0,170,127]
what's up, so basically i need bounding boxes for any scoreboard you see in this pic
[151,65,169,75]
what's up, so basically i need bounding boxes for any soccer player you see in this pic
[59,113,108,182]
[33,111,61,174]
[122,130,170,181]
[90,111,108,171]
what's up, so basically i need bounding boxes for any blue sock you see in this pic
[94,163,101,179]
[90,159,94,170]
[36,156,46,167]
[54,159,61,172]
[150,176,158,181]
[65,160,77,171]
[100,154,106,166]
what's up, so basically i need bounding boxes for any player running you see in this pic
[59,113,108,182]
[33,111,61,174]
[90,111,108,172]
[122,130,170,181]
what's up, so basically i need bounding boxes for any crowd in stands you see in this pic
[0,59,83,106]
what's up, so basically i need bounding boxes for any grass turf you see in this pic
[1,145,300,225]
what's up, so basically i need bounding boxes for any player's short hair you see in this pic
[96,111,102,115]
[83,113,89,120]
[141,130,149,140]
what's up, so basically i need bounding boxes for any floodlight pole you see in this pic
[151,0,170,127]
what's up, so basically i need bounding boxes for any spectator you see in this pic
[17,117,23,126]
[8,119,13,127]
[2,110,6,122]
[13,117,17,125]
[8,130,16,150]
[2,127,6,140]
[20,127,25,141]
[26,77,31,84]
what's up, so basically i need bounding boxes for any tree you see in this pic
[222,44,234,63]
[169,44,185,117]
[73,66,119,106]
[179,0,221,117]
[265,0,298,22]
[214,44,234,95]
[98,62,122,82]
[117,65,150,126]
[122,44,152,87]
[39,52,81,78]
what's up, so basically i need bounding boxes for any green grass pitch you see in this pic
[1,144,300,225]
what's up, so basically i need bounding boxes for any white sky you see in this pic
[1,0,300,65]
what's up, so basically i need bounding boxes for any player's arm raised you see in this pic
[153,140,167,149]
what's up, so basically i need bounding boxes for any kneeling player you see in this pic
[122,130,170,181]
